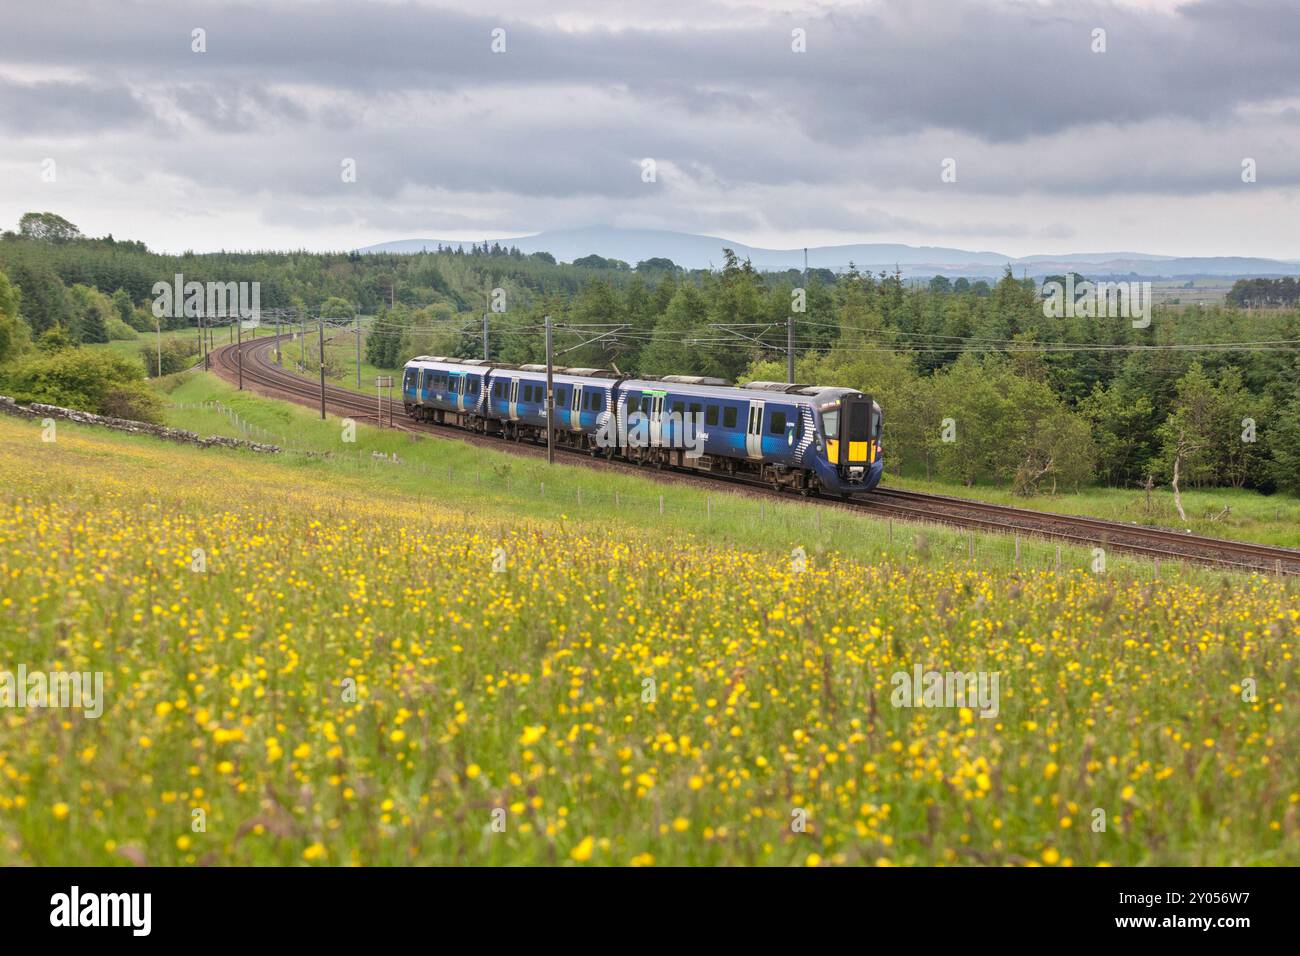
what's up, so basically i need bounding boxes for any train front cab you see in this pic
[815,392,883,495]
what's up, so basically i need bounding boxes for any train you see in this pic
[401,356,884,496]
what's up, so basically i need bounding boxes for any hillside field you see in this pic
[0,400,1296,866]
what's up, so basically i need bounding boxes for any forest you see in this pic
[1,212,1297,497]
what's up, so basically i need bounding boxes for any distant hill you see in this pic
[360,226,1300,279]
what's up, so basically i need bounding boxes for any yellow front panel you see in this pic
[826,439,839,464]
[849,441,868,462]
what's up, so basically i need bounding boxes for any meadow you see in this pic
[0,396,1296,866]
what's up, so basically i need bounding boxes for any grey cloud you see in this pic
[2,0,1297,143]
[0,77,150,133]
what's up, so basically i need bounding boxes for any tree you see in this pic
[67,284,112,343]
[0,268,28,364]
[18,212,82,243]
[636,257,679,274]
[1266,390,1300,493]
[365,305,409,369]
[637,283,716,377]
[6,260,71,336]
[1080,381,1156,487]
[1155,363,1223,519]
[36,324,76,353]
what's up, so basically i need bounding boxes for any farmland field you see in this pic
[0,410,1296,866]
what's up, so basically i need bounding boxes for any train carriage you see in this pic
[402,357,884,496]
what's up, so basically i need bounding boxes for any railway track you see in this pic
[210,334,1300,576]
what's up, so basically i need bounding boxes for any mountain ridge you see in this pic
[359,226,1300,278]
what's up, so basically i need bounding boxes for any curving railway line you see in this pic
[210,334,1300,576]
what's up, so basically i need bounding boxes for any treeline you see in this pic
[1227,277,1300,308]
[2,214,1298,495]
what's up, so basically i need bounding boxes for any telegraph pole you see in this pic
[201,314,208,370]
[318,319,327,419]
[155,317,162,378]
[355,313,361,388]
[787,313,794,384]
[237,319,243,390]
[275,312,281,364]
[300,312,306,371]
[789,247,806,384]
[544,315,554,465]
[483,309,489,361]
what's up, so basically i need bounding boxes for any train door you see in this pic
[650,394,665,447]
[509,378,520,420]
[839,394,874,469]
[746,400,765,459]
[570,383,583,431]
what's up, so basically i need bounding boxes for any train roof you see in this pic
[404,357,877,406]
[404,357,620,385]
[621,378,870,407]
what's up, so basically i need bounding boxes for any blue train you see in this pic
[401,356,883,496]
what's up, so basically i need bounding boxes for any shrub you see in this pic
[106,316,138,341]
[1,347,163,423]
[141,338,196,376]
[99,382,163,422]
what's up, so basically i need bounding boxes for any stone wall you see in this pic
[0,396,282,454]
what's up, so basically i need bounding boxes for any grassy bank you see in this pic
[0,406,1296,866]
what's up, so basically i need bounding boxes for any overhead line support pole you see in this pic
[318,319,327,420]
[545,315,554,466]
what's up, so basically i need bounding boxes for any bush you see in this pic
[141,338,195,376]
[106,316,138,340]
[100,382,163,422]
[1,347,163,423]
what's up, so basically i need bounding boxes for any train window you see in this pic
[723,406,737,429]
[688,402,702,421]
[849,402,870,440]
[595,393,604,411]
[671,401,685,416]
[706,405,719,426]
[555,387,565,407]
[769,411,787,434]
[640,396,651,415]
[821,408,839,437]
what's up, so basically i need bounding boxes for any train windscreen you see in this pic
[847,400,871,441]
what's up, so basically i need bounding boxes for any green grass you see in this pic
[1,400,1296,866]
[884,472,1300,549]
[158,371,1278,586]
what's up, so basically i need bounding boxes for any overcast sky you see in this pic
[1,0,1298,257]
